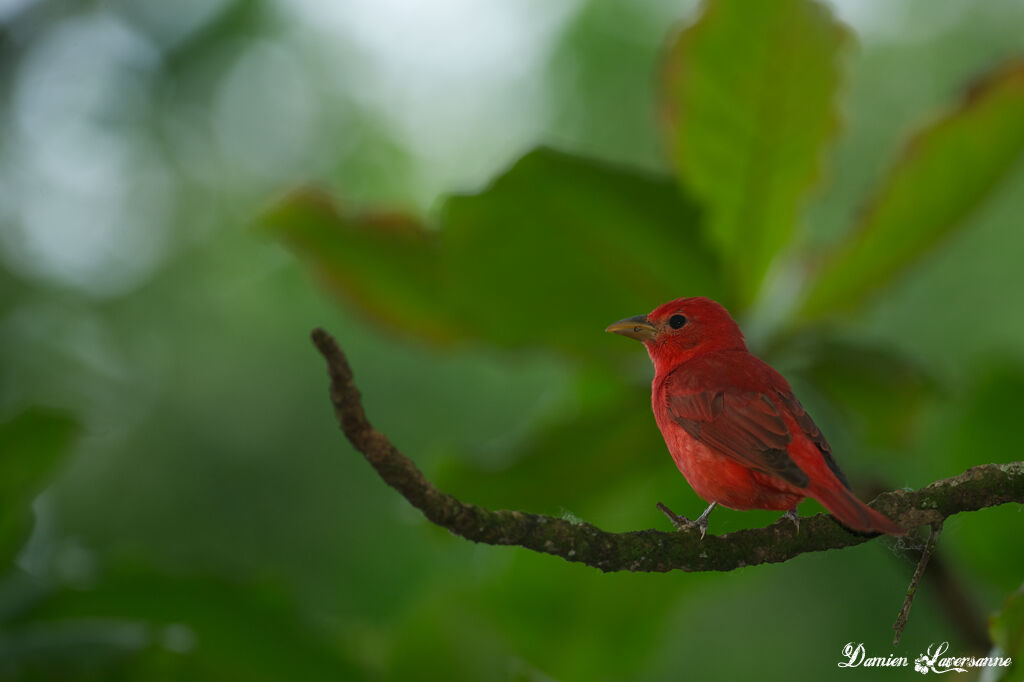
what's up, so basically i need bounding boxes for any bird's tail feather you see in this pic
[808,481,906,536]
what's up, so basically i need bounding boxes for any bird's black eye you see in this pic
[668,314,687,330]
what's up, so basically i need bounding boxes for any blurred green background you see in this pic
[2,0,1024,679]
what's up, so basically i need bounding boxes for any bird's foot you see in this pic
[782,508,800,533]
[657,501,717,540]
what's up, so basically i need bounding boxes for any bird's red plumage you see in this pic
[613,297,905,536]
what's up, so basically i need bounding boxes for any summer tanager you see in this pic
[607,297,905,537]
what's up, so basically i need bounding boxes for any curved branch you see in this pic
[312,328,1024,573]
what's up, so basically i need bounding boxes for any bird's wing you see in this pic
[772,389,850,490]
[666,389,811,488]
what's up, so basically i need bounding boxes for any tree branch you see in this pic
[312,328,1024,573]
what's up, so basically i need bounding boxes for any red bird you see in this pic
[607,297,905,538]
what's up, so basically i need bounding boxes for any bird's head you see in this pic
[605,297,747,371]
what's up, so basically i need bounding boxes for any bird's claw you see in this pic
[657,501,716,540]
[656,502,694,532]
[694,515,709,540]
[782,508,800,533]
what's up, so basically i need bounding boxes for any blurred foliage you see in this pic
[0,410,76,564]
[2,563,361,680]
[990,585,1024,682]
[662,0,848,304]
[3,0,1024,679]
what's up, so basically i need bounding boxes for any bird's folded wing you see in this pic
[773,390,851,490]
[666,390,811,488]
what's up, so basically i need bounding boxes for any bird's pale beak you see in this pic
[605,315,657,341]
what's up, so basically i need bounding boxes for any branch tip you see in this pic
[893,522,942,645]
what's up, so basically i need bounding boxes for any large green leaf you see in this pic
[0,408,77,564]
[661,0,847,305]
[263,147,724,360]
[801,60,1024,318]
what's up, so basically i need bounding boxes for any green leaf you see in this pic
[0,408,78,564]
[801,60,1024,318]
[989,585,1024,682]
[260,190,455,342]
[263,147,724,359]
[440,149,722,356]
[661,0,847,305]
